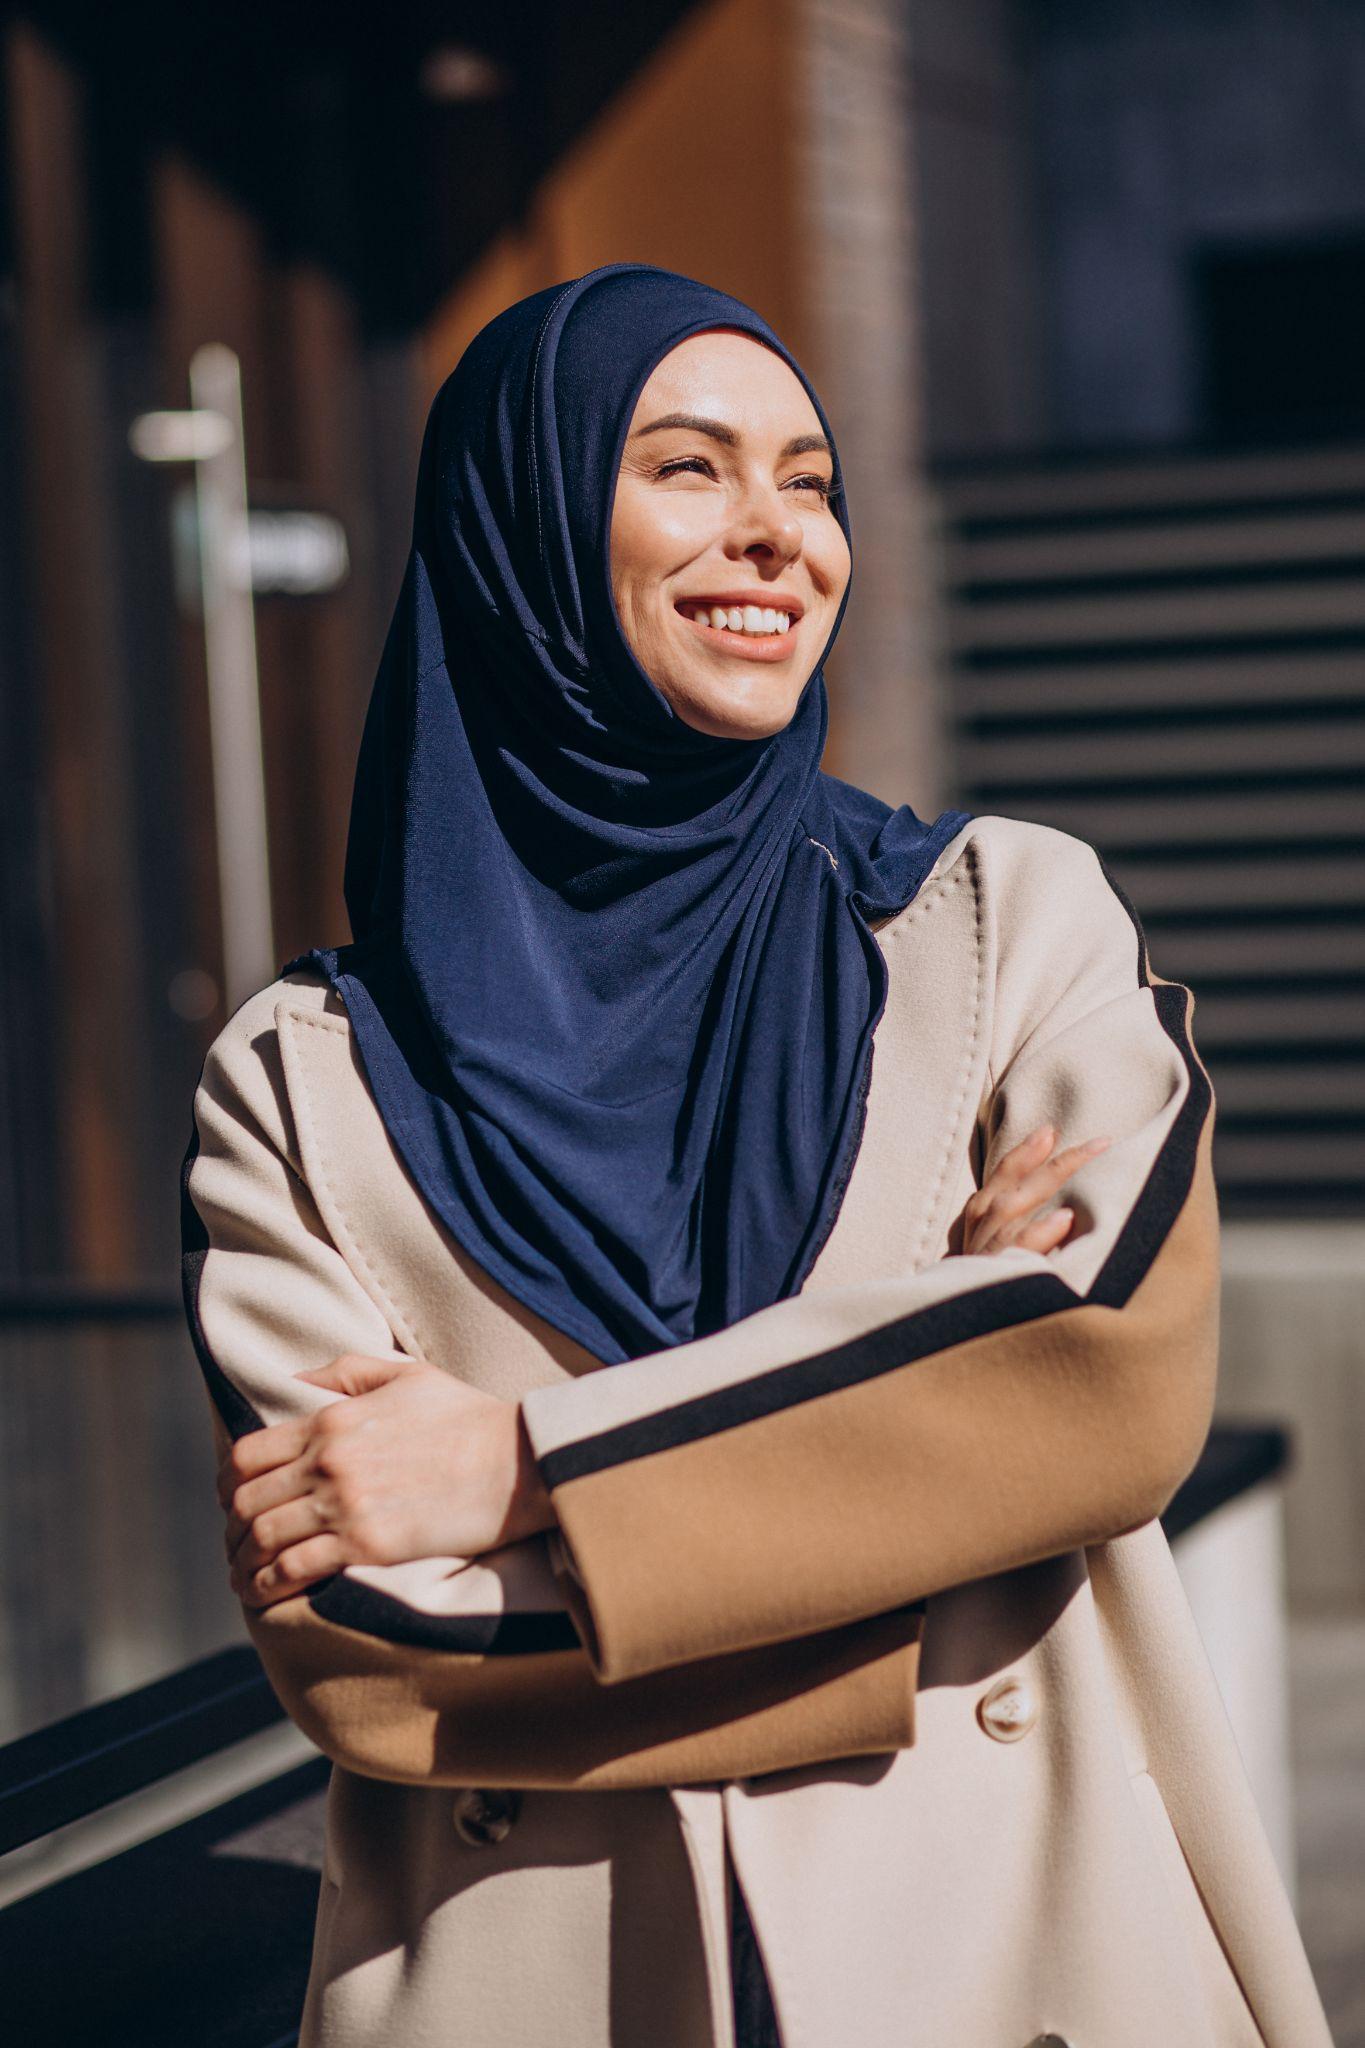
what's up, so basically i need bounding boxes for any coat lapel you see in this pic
[808,831,989,1289]
[274,997,599,1395]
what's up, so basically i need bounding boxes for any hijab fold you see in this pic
[289,264,970,1365]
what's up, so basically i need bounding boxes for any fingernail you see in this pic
[1086,1136,1114,1152]
[1054,1206,1074,1222]
[1034,1123,1055,1144]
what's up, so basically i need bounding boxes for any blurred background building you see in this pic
[0,0,1361,2036]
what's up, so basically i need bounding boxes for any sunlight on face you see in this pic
[609,330,851,741]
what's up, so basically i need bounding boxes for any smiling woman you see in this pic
[181,263,1332,2048]
[610,331,850,738]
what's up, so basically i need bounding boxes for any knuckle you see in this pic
[348,1510,384,1562]
[311,1430,353,1483]
[314,1443,356,1495]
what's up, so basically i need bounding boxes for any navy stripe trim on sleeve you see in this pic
[307,1574,580,1655]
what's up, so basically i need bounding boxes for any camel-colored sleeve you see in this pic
[520,835,1220,1683]
[181,987,922,1790]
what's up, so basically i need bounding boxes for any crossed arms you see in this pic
[182,829,1219,1787]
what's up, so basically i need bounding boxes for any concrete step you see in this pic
[935,440,1365,525]
[957,650,1365,716]
[1209,1065,1365,1115]
[950,505,1365,587]
[972,788,1365,849]
[1104,852,1365,912]
[951,575,1365,655]
[959,716,1365,784]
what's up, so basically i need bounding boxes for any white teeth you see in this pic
[692,603,796,635]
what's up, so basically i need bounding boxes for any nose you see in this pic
[723,477,803,572]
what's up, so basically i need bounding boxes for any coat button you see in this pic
[978,1675,1038,1743]
[452,1787,521,1847]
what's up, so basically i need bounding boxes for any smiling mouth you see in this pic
[674,600,800,644]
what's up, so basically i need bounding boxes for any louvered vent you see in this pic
[932,443,1365,1218]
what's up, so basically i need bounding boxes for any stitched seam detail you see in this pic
[875,857,963,945]
[283,1012,432,1360]
[277,1003,348,1035]
[912,842,986,1269]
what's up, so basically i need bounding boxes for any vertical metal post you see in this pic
[187,344,275,1012]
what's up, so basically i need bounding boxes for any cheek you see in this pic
[610,488,719,601]
[808,519,851,599]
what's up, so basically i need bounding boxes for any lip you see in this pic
[675,612,799,661]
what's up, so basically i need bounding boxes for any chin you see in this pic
[678,693,800,741]
[667,666,805,741]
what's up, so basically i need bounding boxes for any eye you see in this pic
[785,472,839,503]
[654,458,843,505]
[654,455,718,482]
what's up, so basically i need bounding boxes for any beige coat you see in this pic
[182,813,1332,2048]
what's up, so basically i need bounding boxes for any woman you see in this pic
[182,264,1331,2047]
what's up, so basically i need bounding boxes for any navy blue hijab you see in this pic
[293,264,969,1365]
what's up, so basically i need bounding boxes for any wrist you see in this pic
[500,1404,556,1545]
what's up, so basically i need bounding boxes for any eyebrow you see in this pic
[631,411,832,460]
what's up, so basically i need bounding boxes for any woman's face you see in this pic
[610,329,851,740]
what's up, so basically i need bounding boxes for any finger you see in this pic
[237,1533,347,1610]
[967,1127,1067,1235]
[296,1355,415,1396]
[1013,1207,1074,1255]
[223,1456,314,1558]
[973,1193,1073,1257]
[216,1419,311,1506]
[1003,1135,1112,1214]
[978,1134,1113,1227]
[1045,1134,1113,1178]
[230,1495,330,1583]
[989,1122,1056,1181]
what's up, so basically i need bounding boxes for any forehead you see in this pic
[627,328,824,439]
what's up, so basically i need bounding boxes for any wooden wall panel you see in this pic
[6,26,147,1277]
[421,0,807,390]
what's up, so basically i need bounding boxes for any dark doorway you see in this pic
[1194,234,1365,443]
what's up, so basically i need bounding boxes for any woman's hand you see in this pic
[219,1356,557,1611]
[960,1122,1112,1257]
